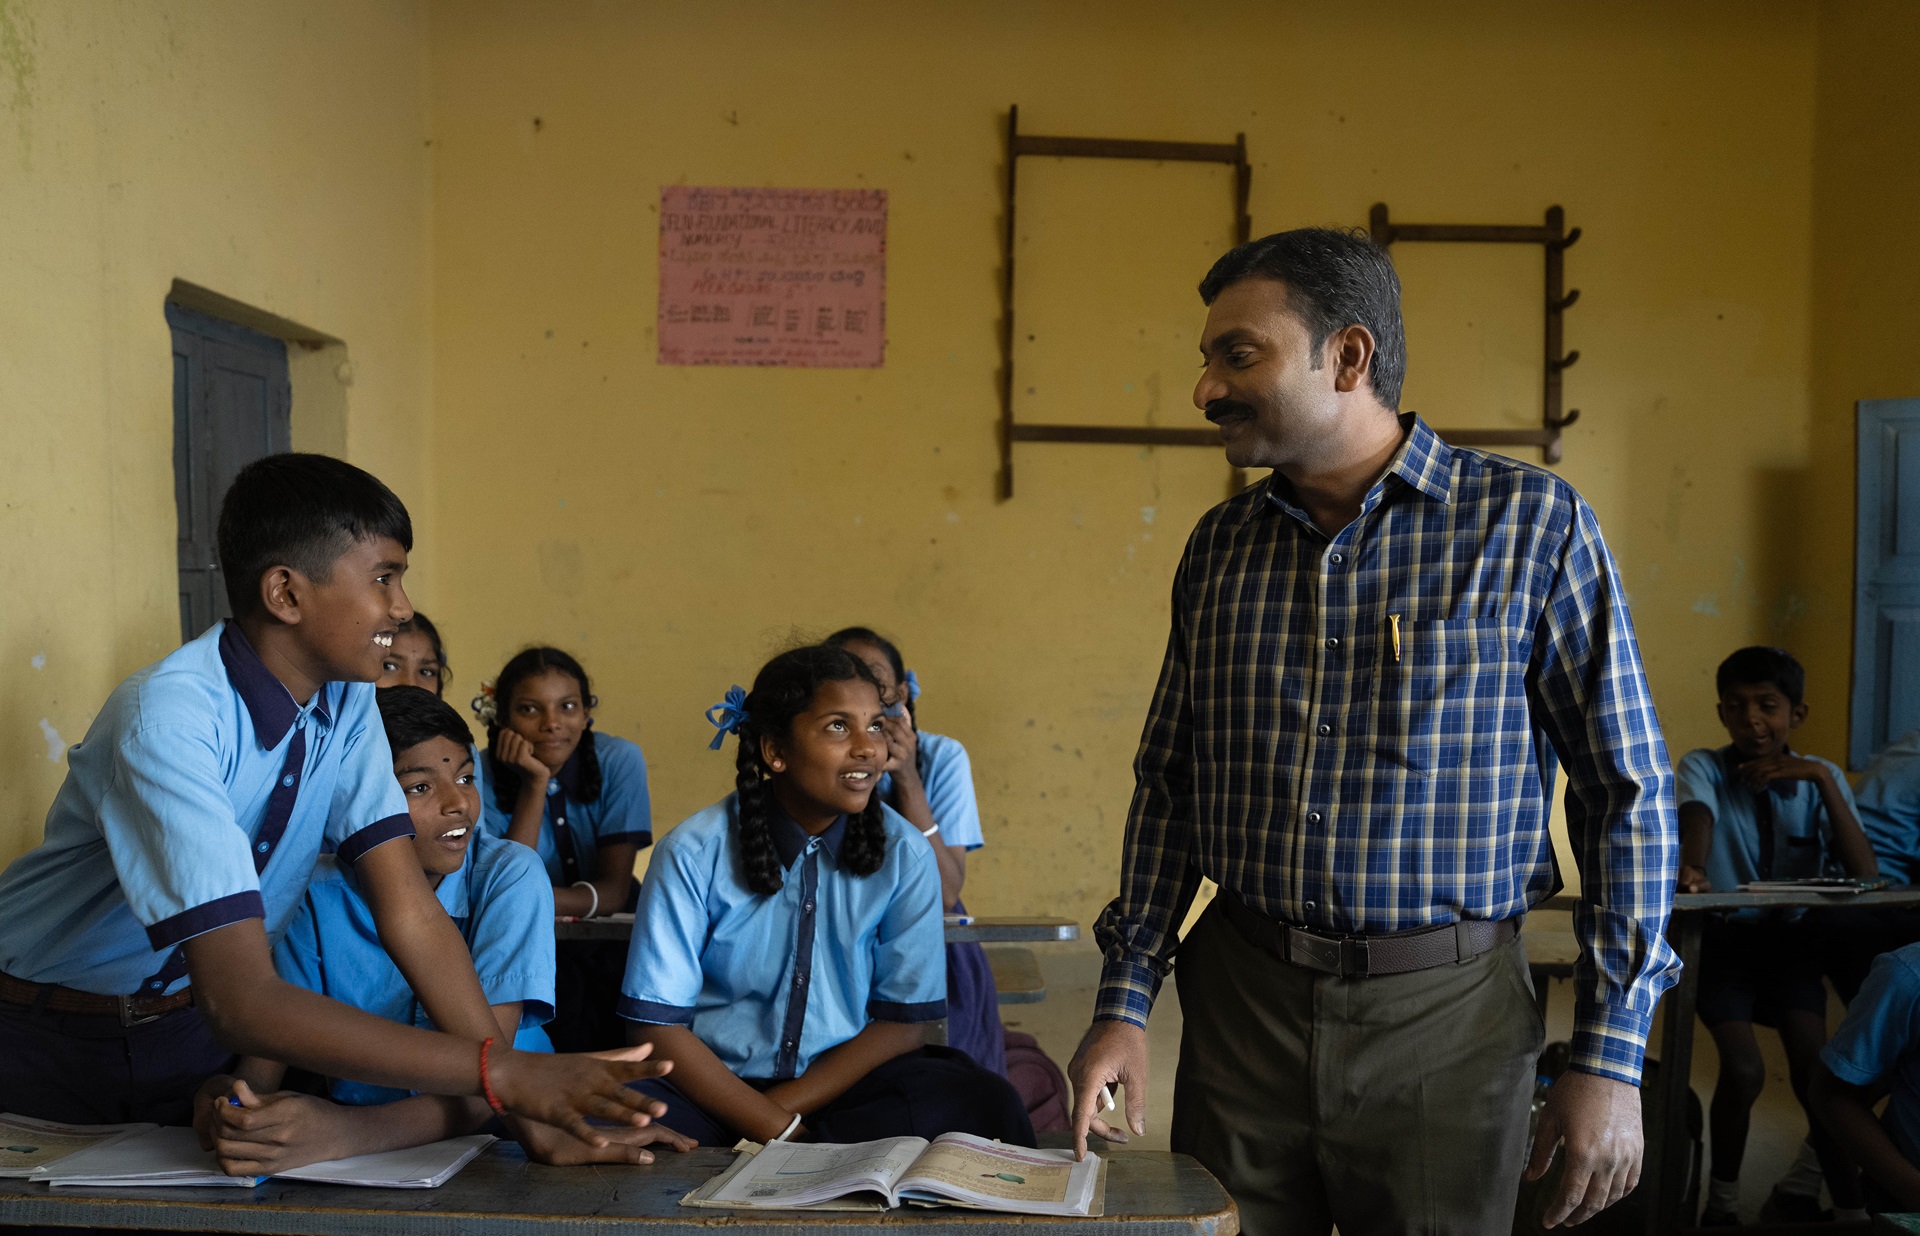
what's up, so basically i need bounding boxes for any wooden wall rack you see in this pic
[997,105,1251,498]
[1367,202,1582,464]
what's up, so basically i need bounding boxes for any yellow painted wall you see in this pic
[0,0,435,862]
[1808,0,1920,764]
[426,0,1829,926]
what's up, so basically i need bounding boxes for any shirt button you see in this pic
[795,973,807,986]
[1307,811,1323,825]
[1329,553,1344,565]
[804,902,814,914]
[1304,901,1317,914]
[1316,723,1332,736]
[257,841,271,853]
[1325,637,1340,649]
[282,775,295,787]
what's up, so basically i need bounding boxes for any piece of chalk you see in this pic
[1098,1085,1116,1113]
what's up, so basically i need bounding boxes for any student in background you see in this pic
[479,647,650,1051]
[380,613,486,808]
[619,644,1032,1146]
[826,626,1003,1077]
[1675,645,1875,1224]
[1812,940,1920,1211]
[196,686,691,1172]
[1817,732,1920,1001]
[378,613,450,696]
[0,454,664,1143]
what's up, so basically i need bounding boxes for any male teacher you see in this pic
[1068,229,1680,1234]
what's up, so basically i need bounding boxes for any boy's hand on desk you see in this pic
[192,1074,239,1150]
[513,1116,696,1165]
[1676,865,1711,894]
[495,729,551,781]
[489,1044,672,1146]
[1736,753,1829,789]
[209,1080,351,1177]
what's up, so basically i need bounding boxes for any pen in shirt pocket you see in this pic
[1388,613,1402,663]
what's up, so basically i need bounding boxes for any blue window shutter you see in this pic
[1852,399,1920,769]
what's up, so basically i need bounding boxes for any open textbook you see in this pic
[28,1124,492,1189]
[0,1114,156,1178]
[683,1132,1102,1216]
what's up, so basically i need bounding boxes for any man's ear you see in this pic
[1328,324,1377,395]
[258,565,305,627]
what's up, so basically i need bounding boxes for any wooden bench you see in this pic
[0,1140,1239,1235]
[986,945,1046,1005]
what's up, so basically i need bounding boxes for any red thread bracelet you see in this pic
[478,1036,506,1114]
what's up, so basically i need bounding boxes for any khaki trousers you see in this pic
[1171,903,1543,1236]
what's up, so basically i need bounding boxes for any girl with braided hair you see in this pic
[616,643,1034,1147]
[476,646,652,1051]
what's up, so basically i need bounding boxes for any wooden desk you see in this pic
[985,946,1046,1005]
[553,915,1083,947]
[1645,889,1920,1235]
[0,1142,1238,1235]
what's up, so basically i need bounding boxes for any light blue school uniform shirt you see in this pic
[1675,746,1855,915]
[1854,730,1920,885]
[0,622,412,997]
[274,829,557,1105]
[1822,942,1920,1168]
[876,731,984,850]
[618,795,945,1080]
[479,733,652,884]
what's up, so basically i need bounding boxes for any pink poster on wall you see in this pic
[657,186,887,368]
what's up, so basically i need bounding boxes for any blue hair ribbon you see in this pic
[705,685,749,750]
[904,669,921,701]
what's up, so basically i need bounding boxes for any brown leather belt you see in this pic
[1222,892,1520,978]
[0,971,194,1027]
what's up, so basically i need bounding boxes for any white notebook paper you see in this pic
[36,1124,493,1189]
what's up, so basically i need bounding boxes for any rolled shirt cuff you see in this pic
[336,812,416,866]
[144,890,266,952]
[1569,998,1654,1086]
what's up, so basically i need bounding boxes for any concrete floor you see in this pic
[1007,938,1826,1227]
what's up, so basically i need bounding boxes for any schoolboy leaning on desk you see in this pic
[195,687,694,1174]
[0,454,666,1154]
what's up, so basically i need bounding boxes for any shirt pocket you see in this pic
[1370,617,1518,776]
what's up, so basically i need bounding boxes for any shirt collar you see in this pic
[434,852,473,918]
[768,808,849,870]
[550,742,586,799]
[218,621,332,747]
[1249,412,1455,529]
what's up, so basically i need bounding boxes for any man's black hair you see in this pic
[1197,227,1408,411]
[377,685,474,757]
[216,453,413,618]
[1715,646,1806,708]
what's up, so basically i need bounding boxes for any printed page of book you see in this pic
[706,1136,927,1208]
[0,1114,157,1178]
[895,1133,1099,1215]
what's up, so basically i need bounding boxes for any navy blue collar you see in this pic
[769,809,848,870]
[218,621,331,748]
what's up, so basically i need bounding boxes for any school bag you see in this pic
[1002,1029,1071,1133]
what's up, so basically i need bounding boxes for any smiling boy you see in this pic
[0,454,664,1148]
[197,686,690,1173]
[1675,645,1876,1223]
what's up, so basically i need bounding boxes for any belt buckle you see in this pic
[1287,929,1344,974]
[118,995,162,1028]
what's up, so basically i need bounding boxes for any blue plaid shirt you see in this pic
[1094,415,1680,1084]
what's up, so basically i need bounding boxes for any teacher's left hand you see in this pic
[1526,1069,1643,1227]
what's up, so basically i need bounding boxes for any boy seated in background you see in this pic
[1813,940,1920,1211]
[1675,646,1877,1225]
[197,686,693,1172]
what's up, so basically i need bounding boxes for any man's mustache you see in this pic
[1204,400,1256,425]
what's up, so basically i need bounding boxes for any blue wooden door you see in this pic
[1852,398,1920,769]
[168,303,291,642]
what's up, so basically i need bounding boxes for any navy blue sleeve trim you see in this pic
[868,998,947,1024]
[336,813,416,866]
[596,830,652,848]
[615,995,697,1025]
[145,890,266,951]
